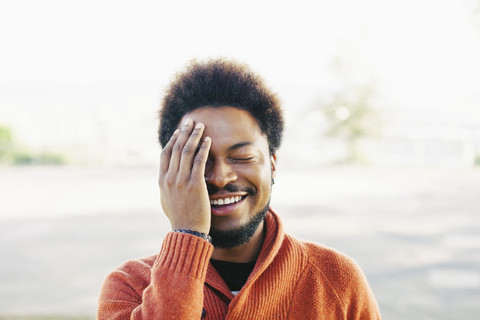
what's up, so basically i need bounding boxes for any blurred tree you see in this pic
[313,44,381,164]
[0,125,13,163]
[0,125,66,165]
[317,83,379,163]
[0,125,12,142]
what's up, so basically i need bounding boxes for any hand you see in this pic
[158,118,212,234]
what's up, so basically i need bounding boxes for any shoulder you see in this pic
[283,234,356,267]
[284,235,372,301]
[281,235,381,318]
[284,234,363,276]
[305,240,364,280]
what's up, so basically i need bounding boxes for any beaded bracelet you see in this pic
[174,229,212,244]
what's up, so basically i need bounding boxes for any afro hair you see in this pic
[158,58,284,155]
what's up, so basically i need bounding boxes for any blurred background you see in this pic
[1,0,480,319]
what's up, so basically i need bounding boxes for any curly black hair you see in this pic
[158,58,284,155]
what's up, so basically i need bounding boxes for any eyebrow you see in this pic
[227,141,253,152]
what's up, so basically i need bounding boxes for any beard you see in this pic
[209,201,270,249]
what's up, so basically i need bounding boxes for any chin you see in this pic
[209,203,269,249]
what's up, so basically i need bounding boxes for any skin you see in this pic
[158,106,276,262]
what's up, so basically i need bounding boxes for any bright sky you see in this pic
[0,0,479,162]
[1,0,479,87]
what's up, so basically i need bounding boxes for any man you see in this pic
[98,59,381,319]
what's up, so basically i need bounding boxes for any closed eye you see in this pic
[231,157,255,163]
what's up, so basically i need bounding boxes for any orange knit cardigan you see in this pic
[98,210,381,319]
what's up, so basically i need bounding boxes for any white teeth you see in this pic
[210,196,244,206]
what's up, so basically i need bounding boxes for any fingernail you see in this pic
[183,118,192,126]
[195,122,203,129]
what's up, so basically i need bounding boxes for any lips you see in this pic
[208,184,254,216]
[210,195,243,206]
[209,194,247,216]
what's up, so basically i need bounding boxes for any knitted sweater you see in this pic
[98,210,381,319]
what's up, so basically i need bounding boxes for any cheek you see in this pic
[240,164,272,191]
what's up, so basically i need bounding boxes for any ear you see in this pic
[270,154,277,179]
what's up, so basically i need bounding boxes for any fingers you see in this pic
[178,122,206,181]
[167,118,195,175]
[191,136,211,183]
[159,128,180,175]
[160,118,209,183]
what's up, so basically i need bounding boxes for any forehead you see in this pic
[180,106,268,150]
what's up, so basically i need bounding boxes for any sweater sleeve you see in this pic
[97,232,214,320]
[341,260,381,320]
[319,252,381,320]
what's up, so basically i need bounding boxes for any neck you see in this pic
[211,220,265,263]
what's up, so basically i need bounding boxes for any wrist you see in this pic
[171,221,210,235]
[174,229,212,244]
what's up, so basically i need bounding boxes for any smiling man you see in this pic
[97,59,381,319]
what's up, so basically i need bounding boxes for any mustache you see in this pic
[207,183,256,196]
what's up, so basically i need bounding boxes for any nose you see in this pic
[205,159,237,188]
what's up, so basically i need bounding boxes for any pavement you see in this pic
[0,165,479,320]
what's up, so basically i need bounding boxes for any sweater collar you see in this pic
[205,208,285,297]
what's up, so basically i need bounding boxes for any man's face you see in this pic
[179,106,276,241]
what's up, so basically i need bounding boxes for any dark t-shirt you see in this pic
[210,259,256,292]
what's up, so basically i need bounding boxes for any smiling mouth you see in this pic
[210,195,247,207]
